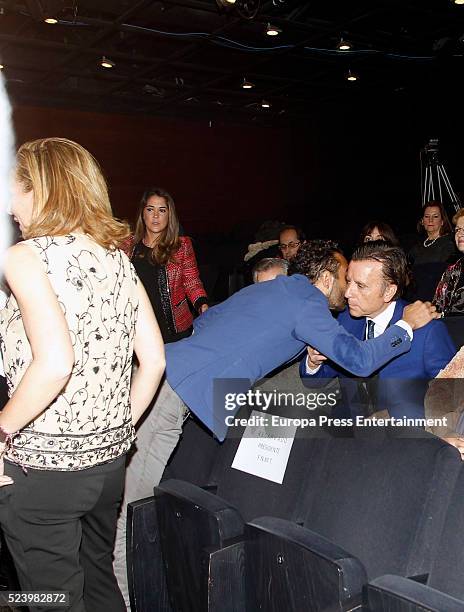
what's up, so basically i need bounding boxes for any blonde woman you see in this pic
[0,138,165,611]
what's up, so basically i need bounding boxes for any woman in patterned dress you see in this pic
[0,138,165,612]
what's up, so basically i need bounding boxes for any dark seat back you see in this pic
[163,414,222,488]
[215,433,330,523]
[127,497,172,612]
[301,431,460,580]
[427,464,464,599]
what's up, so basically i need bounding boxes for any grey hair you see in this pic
[252,257,288,283]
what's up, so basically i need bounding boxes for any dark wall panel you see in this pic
[12,106,296,235]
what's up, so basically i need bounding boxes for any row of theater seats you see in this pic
[127,412,464,612]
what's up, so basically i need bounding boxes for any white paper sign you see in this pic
[231,410,297,484]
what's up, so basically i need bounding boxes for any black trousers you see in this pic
[0,455,126,612]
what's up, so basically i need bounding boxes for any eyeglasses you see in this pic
[279,241,301,250]
[454,227,464,236]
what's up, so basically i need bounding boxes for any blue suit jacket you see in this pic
[166,275,412,440]
[300,299,456,419]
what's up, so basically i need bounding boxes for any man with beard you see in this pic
[114,239,439,605]
[301,240,455,419]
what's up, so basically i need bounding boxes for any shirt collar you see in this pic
[366,301,397,337]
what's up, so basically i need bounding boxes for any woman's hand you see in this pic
[199,304,209,314]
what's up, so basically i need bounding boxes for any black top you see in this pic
[409,233,457,265]
[132,242,191,344]
[408,234,458,301]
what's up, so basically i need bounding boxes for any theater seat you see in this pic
[365,463,464,612]
[162,414,222,488]
[155,431,460,612]
[127,413,232,612]
[126,497,172,612]
[154,433,328,611]
[243,434,460,612]
[245,517,367,611]
[367,575,463,612]
[155,480,246,612]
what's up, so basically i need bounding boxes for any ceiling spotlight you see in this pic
[337,38,352,51]
[0,64,3,70]
[266,23,281,36]
[261,100,271,108]
[216,0,236,7]
[44,17,58,24]
[242,78,254,89]
[454,0,464,5]
[345,69,358,82]
[100,56,115,69]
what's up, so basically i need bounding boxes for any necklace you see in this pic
[423,237,439,248]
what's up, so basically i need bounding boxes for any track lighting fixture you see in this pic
[100,56,115,69]
[266,23,281,36]
[345,69,358,81]
[216,0,236,8]
[337,38,352,51]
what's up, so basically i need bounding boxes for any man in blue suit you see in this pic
[114,240,438,601]
[300,241,456,419]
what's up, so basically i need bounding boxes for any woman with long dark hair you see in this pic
[123,187,208,343]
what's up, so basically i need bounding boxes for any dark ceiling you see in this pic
[1,0,464,125]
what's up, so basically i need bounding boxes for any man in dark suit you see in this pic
[300,241,456,419]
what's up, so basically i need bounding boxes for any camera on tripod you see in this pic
[420,138,461,213]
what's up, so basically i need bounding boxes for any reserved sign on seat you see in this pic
[231,410,297,483]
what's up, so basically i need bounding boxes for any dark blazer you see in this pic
[300,299,456,419]
[166,275,413,440]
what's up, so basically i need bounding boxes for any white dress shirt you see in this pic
[305,301,413,374]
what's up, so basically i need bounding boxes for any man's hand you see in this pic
[306,346,327,370]
[443,436,464,460]
[402,301,439,330]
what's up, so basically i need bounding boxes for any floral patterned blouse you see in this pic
[0,234,139,470]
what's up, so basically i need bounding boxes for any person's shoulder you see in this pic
[281,274,324,302]
[414,316,449,342]
[439,233,454,242]
[437,233,456,250]
[176,235,194,255]
[120,233,136,257]
[179,235,192,247]
[3,240,45,278]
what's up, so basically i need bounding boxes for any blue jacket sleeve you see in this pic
[299,353,340,379]
[423,320,456,378]
[294,295,411,377]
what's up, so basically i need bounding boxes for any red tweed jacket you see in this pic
[122,235,207,333]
